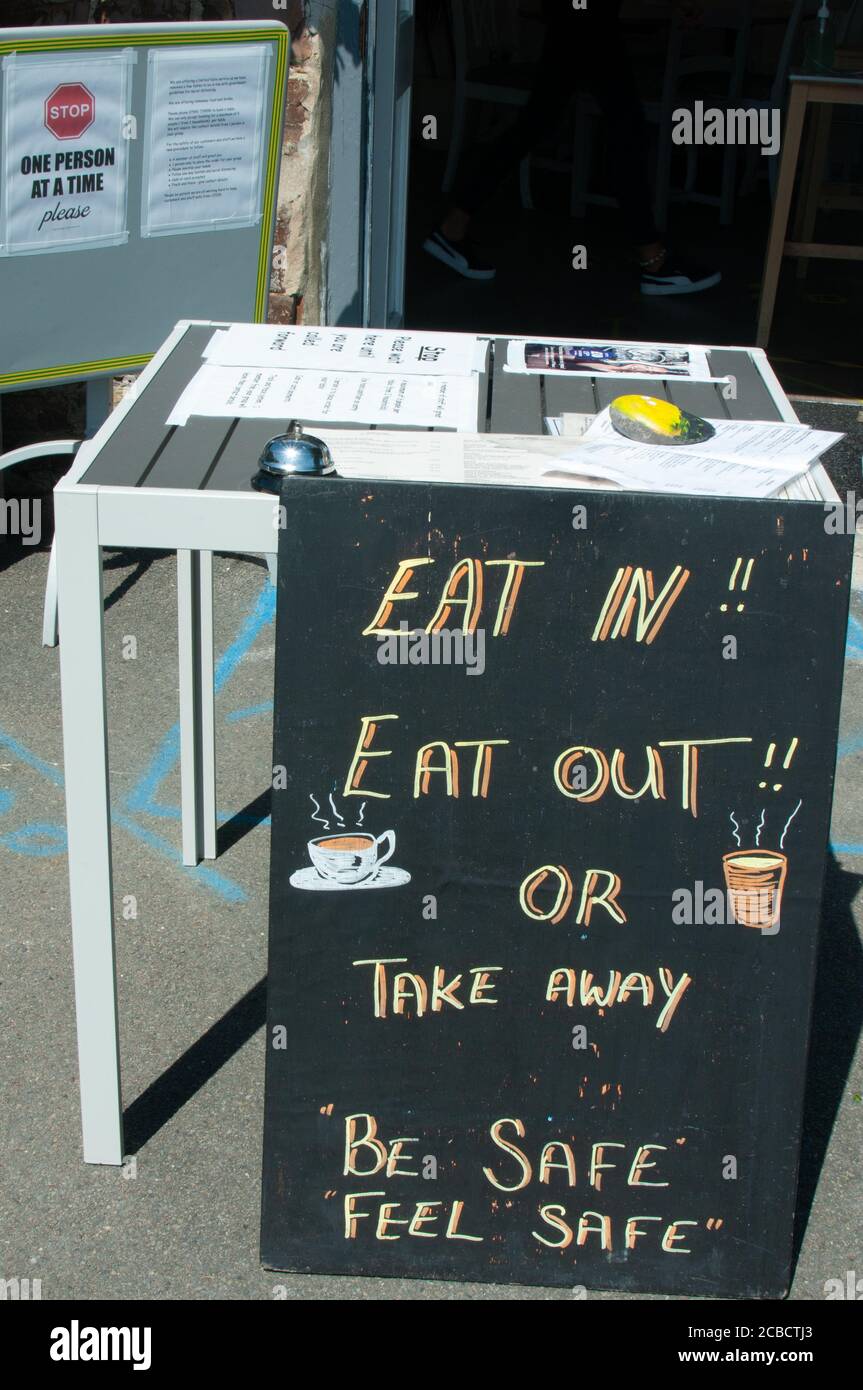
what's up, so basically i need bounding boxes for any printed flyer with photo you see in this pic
[505,337,714,380]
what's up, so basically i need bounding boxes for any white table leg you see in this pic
[41,537,59,647]
[55,488,123,1165]
[199,550,217,861]
[178,550,216,865]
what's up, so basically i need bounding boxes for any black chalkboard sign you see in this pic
[260,479,852,1296]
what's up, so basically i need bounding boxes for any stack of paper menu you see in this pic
[166,325,488,432]
[309,430,597,489]
[304,421,842,503]
[560,410,843,501]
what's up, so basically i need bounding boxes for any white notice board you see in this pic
[0,21,288,391]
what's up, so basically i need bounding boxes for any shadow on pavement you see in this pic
[793,851,863,1266]
[123,977,266,1156]
[103,550,168,613]
[217,788,272,857]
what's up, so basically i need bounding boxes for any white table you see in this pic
[55,319,828,1164]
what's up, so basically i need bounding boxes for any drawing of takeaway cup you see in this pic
[308,829,396,886]
[722,849,788,929]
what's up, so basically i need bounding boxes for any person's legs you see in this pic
[429,3,574,268]
[447,7,575,223]
[427,0,719,293]
[431,2,655,272]
[565,2,661,253]
[568,5,720,292]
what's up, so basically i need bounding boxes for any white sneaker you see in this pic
[422,229,497,281]
[640,252,722,296]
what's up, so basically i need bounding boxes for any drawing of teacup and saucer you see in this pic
[290,828,411,891]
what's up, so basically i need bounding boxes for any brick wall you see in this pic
[269,2,335,327]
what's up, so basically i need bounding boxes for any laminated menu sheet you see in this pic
[203,324,490,376]
[166,363,482,431]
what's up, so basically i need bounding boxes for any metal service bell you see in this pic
[251,420,336,493]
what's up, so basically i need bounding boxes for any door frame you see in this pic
[323,0,414,328]
[365,0,415,327]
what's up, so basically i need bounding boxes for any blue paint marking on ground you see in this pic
[113,811,248,904]
[0,822,67,856]
[0,728,68,857]
[124,724,180,816]
[0,725,64,787]
[214,581,276,693]
[138,800,185,819]
[847,613,863,662]
[837,729,863,760]
[126,580,276,825]
[107,577,277,895]
[0,722,247,898]
[830,841,863,858]
[226,701,274,724]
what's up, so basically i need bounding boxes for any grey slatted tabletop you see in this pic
[80,325,787,494]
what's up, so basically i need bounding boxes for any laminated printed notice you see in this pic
[166,364,481,431]
[0,49,133,257]
[141,43,270,238]
[203,324,489,377]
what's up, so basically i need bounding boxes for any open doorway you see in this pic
[403,0,863,398]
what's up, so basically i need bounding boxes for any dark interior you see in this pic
[406,0,863,399]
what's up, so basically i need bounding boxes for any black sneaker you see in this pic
[422,229,497,280]
[640,251,721,296]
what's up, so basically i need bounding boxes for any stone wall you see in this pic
[269,1,335,327]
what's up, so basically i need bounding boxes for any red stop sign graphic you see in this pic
[44,83,95,141]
